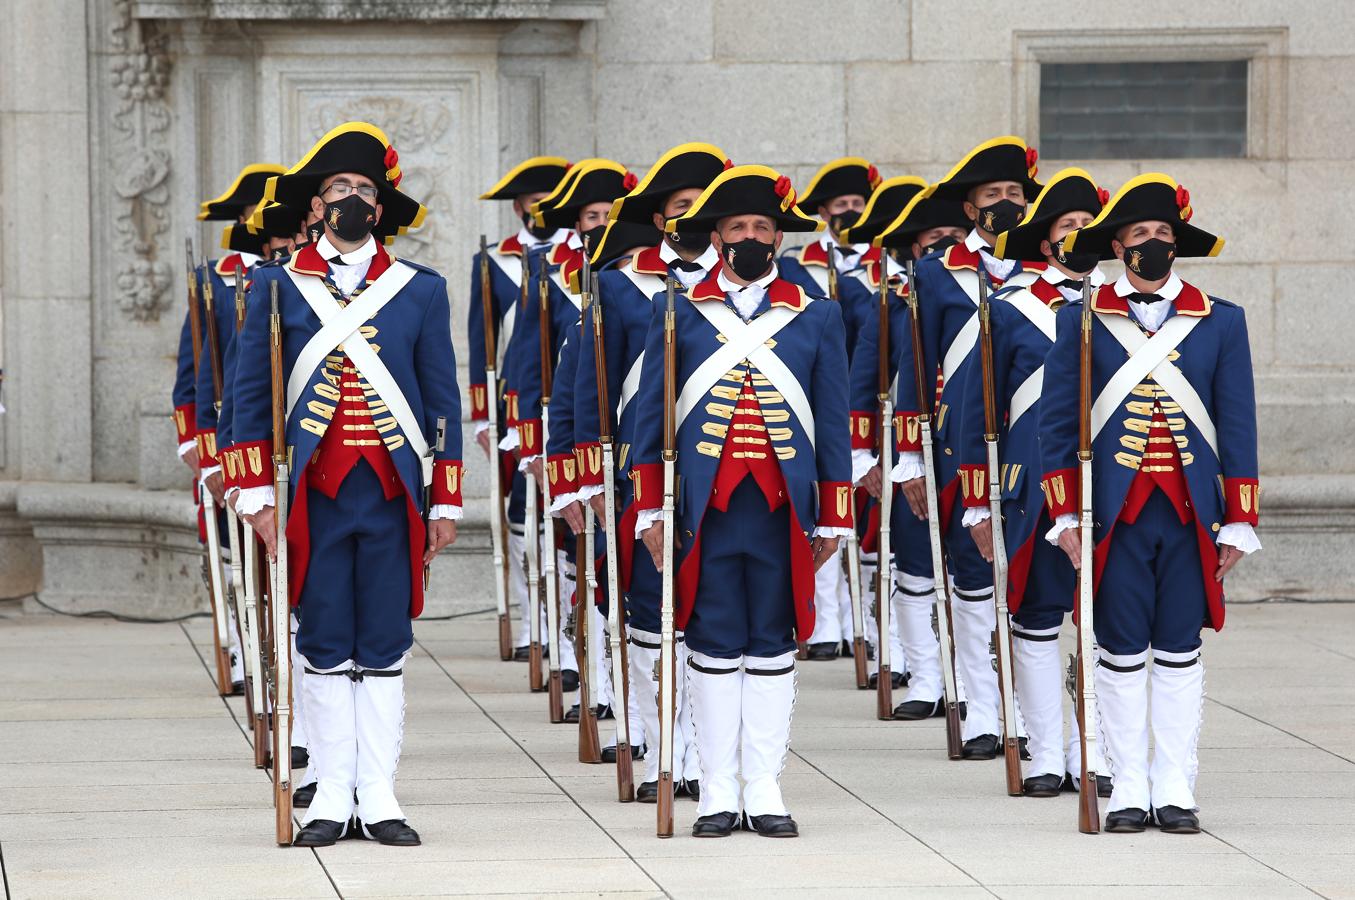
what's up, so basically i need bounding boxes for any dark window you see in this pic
[1040,60,1248,158]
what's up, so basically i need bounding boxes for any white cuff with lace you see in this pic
[429,504,463,521]
[851,448,878,485]
[1044,513,1078,545]
[890,451,925,484]
[548,491,579,515]
[499,427,520,452]
[635,508,661,539]
[178,440,196,459]
[1218,522,1261,554]
[962,507,991,527]
[577,484,604,502]
[199,464,222,484]
[813,526,855,539]
[474,421,489,436]
[236,485,275,517]
[518,453,540,473]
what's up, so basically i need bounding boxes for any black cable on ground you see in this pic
[25,593,212,624]
[415,605,497,621]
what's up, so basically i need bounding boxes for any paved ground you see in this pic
[0,599,1352,899]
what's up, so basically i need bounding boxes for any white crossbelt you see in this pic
[550,267,582,310]
[619,263,666,300]
[683,301,814,447]
[617,351,645,419]
[1092,312,1215,455]
[804,263,829,295]
[940,269,1039,386]
[284,264,433,480]
[1001,288,1059,428]
[487,251,522,369]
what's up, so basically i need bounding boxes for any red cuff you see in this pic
[576,442,604,487]
[233,440,274,489]
[431,460,465,506]
[817,481,855,528]
[850,411,875,450]
[1040,468,1077,519]
[504,391,520,427]
[174,404,197,442]
[1223,477,1260,525]
[546,453,579,496]
[893,411,921,452]
[959,464,987,508]
[518,418,543,456]
[468,383,488,421]
[631,463,662,511]
[196,429,219,466]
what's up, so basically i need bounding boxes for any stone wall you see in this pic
[1,0,1351,614]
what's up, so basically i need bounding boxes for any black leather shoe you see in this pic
[596,704,614,720]
[745,812,798,837]
[636,781,658,803]
[892,698,942,720]
[681,779,699,801]
[1154,805,1201,834]
[564,704,579,723]
[291,746,309,769]
[1019,736,1031,761]
[360,819,422,846]
[293,819,345,847]
[1097,775,1113,798]
[1105,807,1151,833]
[840,639,853,658]
[512,645,530,661]
[961,734,1000,760]
[806,642,838,661]
[692,811,739,837]
[894,670,910,688]
[561,669,580,692]
[1022,773,1063,797]
[292,782,317,809]
[601,745,617,763]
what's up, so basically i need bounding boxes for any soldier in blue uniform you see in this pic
[233,122,463,848]
[777,158,882,661]
[849,187,983,720]
[573,142,731,802]
[1040,174,1260,834]
[467,157,572,661]
[632,165,853,838]
[890,138,1045,757]
[956,168,1113,797]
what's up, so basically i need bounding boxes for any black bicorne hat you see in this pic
[1060,173,1224,261]
[479,156,572,201]
[795,157,882,213]
[244,200,308,241]
[220,223,267,256]
[838,176,927,245]
[532,160,631,231]
[609,142,732,226]
[994,168,1108,262]
[265,122,426,237]
[668,165,824,234]
[198,163,287,221]
[588,219,663,269]
[930,136,1042,202]
[872,188,971,250]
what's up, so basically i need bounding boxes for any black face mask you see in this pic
[828,212,855,237]
[720,237,775,282]
[666,222,711,254]
[322,194,377,243]
[304,220,324,245]
[580,225,607,256]
[1122,238,1176,281]
[522,212,554,241]
[973,198,1024,235]
[918,235,959,257]
[1054,241,1100,275]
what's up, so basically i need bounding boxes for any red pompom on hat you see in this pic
[623,171,638,191]
[1025,146,1039,178]
[383,145,402,187]
[723,158,734,170]
[774,175,792,198]
[1176,184,1193,222]
[867,163,881,187]
[1097,186,1110,206]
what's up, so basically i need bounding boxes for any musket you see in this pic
[539,263,565,722]
[656,277,678,838]
[186,238,203,376]
[268,279,294,846]
[423,417,447,590]
[978,273,1022,795]
[197,264,233,697]
[874,260,895,717]
[1075,277,1101,834]
[593,269,634,801]
[481,236,513,661]
[524,259,544,694]
[907,258,964,758]
[574,261,601,761]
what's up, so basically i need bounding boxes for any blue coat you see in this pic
[501,242,568,452]
[779,241,879,367]
[465,235,529,424]
[193,257,252,461]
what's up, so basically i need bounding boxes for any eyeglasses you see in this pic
[322,181,379,201]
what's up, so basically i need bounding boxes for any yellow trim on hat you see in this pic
[935,135,1029,189]
[841,175,927,243]
[1061,172,1223,257]
[871,182,937,249]
[667,164,824,233]
[531,158,626,228]
[609,142,729,223]
[196,162,287,220]
[993,167,1098,258]
[800,156,876,205]
[478,155,571,201]
[262,122,392,206]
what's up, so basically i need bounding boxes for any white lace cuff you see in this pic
[518,453,540,473]
[1218,522,1261,554]
[474,421,489,436]
[962,507,991,527]
[499,427,520,452]
[1044,513,1078,545]
[813,526,855,539]
[635,508,662,539]
[851,448,878,485]
[430,504,463,521]
[890,452,925,483]
[199,464,222,484]
[548,491,579,515]
[177,440,196,459]
[577,484,604,502]
[236,485,275,517]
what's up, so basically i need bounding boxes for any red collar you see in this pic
[497,234,524,256]
[287,241,393,283]
[1030,278,1062,306]
[690,274,811,311]
[1090,280,1211,318]
[631,244,667,276]
[548,242,581,268]
[798,241,829,268]
[215,254,244,277]
[942,242,981,272]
